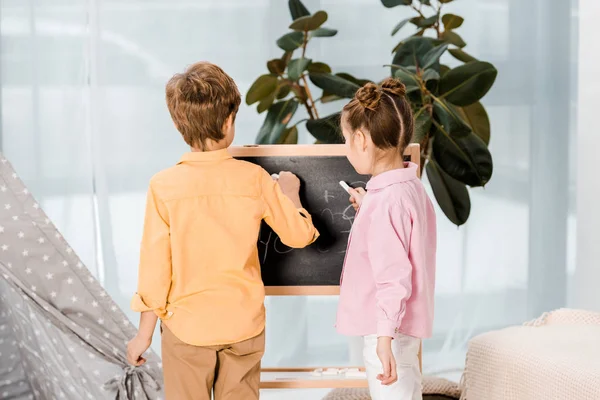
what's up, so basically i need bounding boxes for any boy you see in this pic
[126,62,319,400]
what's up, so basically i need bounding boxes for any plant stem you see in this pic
[411,4,425,18]
[301,75,320,119]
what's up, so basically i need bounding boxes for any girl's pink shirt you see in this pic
[336,162,437,338]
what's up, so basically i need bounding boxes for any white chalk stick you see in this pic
[322,368,339,375]
[339,181,351,193]
[271,174,279,180]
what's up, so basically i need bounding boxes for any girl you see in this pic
[336,78,437,400]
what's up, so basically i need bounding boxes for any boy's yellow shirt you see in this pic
[131,148,319,346]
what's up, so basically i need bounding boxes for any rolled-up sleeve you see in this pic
[367,203,412,338]
[260,170,319,248]
[131,180,172,320]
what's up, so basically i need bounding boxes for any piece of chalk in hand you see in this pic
[271,174,279,180]
[339,181,351,193]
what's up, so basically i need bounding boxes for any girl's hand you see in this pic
[348,187,366,211]
[376,336,397,385]
[127,334,152,366]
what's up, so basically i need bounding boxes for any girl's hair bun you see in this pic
[380,77,406,98]
[355,82,382,111]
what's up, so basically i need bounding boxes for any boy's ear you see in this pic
[222,113,234,134]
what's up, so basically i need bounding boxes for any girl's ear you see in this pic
[355,129,368,152]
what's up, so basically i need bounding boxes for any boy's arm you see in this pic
[261,170,319,248]
[367,203,412,338]
[130,181,172,330]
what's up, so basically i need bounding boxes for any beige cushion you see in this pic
[461,309,600,400]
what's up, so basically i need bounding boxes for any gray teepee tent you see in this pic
[0,156,163,400]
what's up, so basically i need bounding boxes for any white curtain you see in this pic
[1,0,578,393]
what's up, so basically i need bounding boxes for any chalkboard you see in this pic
[230,145,420,290]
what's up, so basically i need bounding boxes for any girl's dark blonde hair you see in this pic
[342,77,413,154]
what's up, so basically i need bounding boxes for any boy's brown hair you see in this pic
[166,62,241,149]
[342,77,414,154]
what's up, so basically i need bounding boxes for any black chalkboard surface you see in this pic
[230,144,419,291]
[240,155,368,286]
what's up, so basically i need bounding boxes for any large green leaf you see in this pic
[267,59,286,75]
[432,98,471,137]
[257,91,277,113]
[432,123,493,187]
[256,99,299,144]
[311,28,337,37]
[411,15,438,29]
[246,74,278,105]
[309,73,360,98]
[288,58,312,81]
[442,13,464,30]
[448,48,477,63]
[441,31,466,48]
[426,158,471,226]
[276,31,304,51]
[278,126,299,144]
[381,0,412,7]
[413,107,433,143]
[394,68,420,92]
[422,43,449,70]
[289,0,310,20]
[307,62,332,73]
[439,61,498,106]
[336,73,371,87]
[457,102,490,145]
[392,37,437,72]
[277,84,292,100]
[289,11,327,31]
[391,18,411,36]
[306,112,344,143]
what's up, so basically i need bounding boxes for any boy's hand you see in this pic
[277,171,302,208]
[127,334,152,366]
[376,336,397,385]
[348,187,366,211]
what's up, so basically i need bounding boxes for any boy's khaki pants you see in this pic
[161,325,265,400]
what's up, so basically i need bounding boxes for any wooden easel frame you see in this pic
[230,144,422,389]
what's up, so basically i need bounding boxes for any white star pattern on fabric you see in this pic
[31,286,36,292]
[38,237,45,244]
[99,291,107,297]
[1,244,8,251]
[98,318,104,325]
[62,260,68,267]
[25,268,32,274]
[4,204,11,210]
[12,216,18,221]
[43,255,49,262]
[66,278,73,285]
[111,305,118,312]
[17,231,24,238]
[11,173,17,179]
[50,292,57,298]
[33,203,39,209]
[103,332,110,339]
[23,188,28,194]
[87,276,94,283]
[92,301,98,308]
[6,263,11,268]
[21,249,28,256]
[66,247,73,254]
[0,226,4,233]
[70,296,78,303]
[46,273,53,280]
[76,261,83,269]
[0,185,5,192]
[77,312,83,318]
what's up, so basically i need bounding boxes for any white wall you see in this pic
[573,0,600,312]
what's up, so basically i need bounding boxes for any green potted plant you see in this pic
[247,0,498,226]
[382,0,497,225]
[245,0,369,145]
